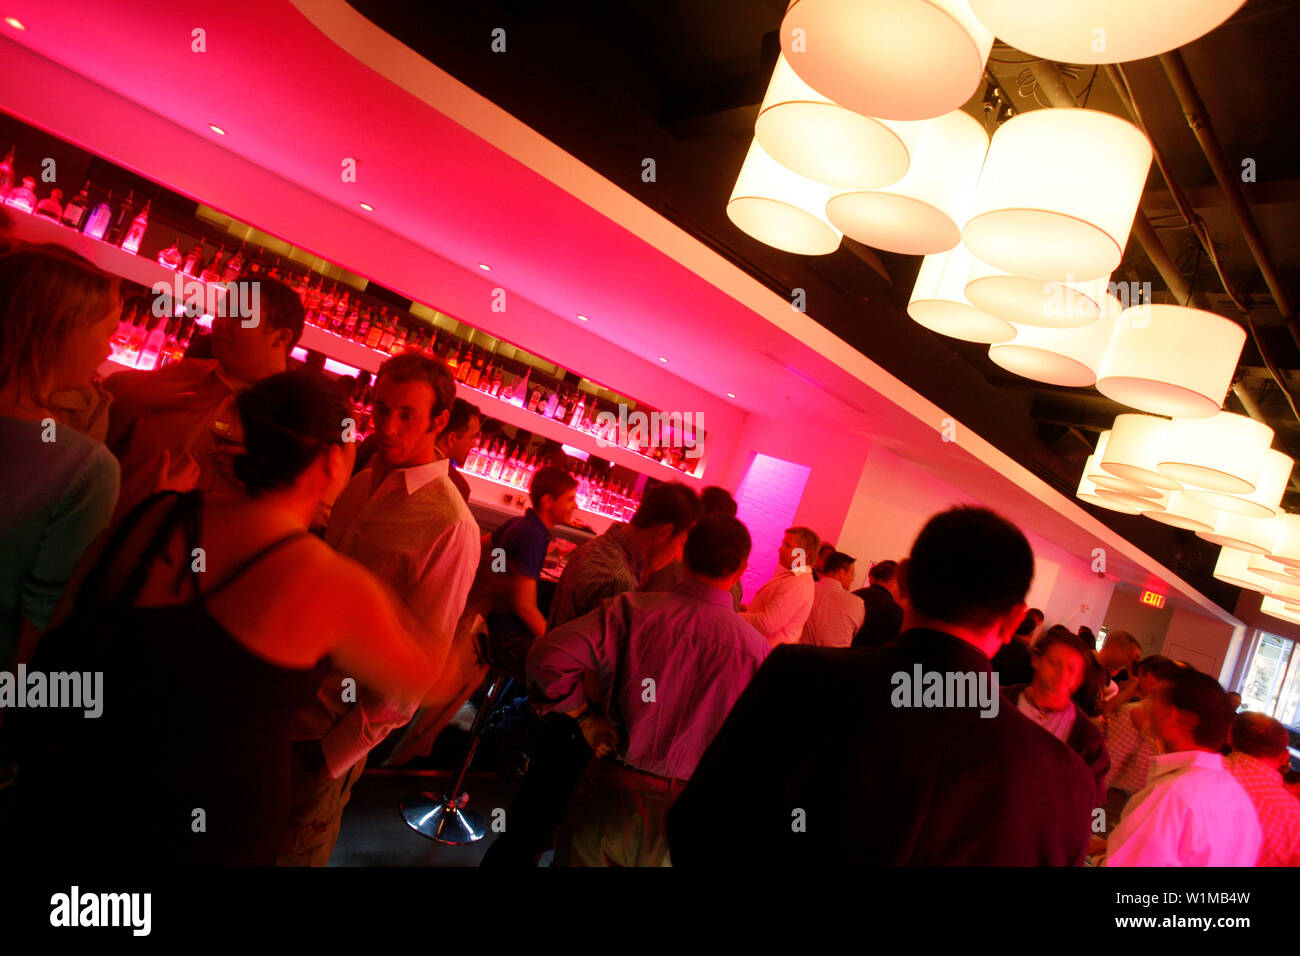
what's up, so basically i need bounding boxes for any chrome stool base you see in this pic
[400,793,485,845]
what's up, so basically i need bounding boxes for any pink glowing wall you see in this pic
[734,452,812,602]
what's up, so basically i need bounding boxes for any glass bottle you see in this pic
[199,248,225,283]
[179,240,203,276]
[3,176,36,213]
[155,236,182,270]
[0,146,13,202]
[332,291,350,332]
[456,347,473,383]
[105,190,136,244]
[355,308,371,343]
[83,190,113,239]
[119,199,150,254]
[245,247,264,276]
[365,309,386,349]
[221,242,246,282]
[543,388,558,419]
[34,188,64,221]
[466,350,483,389]
[344,303,360,339]
[390,324,409,355]
[304,278,324,326]
[155,317,181,369]
[378,317,396,352]
[61,181,90,230]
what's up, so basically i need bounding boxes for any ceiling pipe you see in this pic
[1159,50,1299,345]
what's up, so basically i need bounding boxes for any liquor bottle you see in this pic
[245,247,264,276]
[389,324,408,355]
[333,291,350,328]
[365,309,385,349]
[469,438,490,475]
[489,366,503,398]
[344,303,359,339]
[139,313,168,369]
[122,309,150,365]
[105,190,136,244]
[378,316,396,352]
[542,388,558,419]
[0,146,13,202]
[156,236,183,270]
[119,199,150,254]
[267,256,281,280]
[179,241,203,276]
[170,318,195,365]
[4,176,36,212]
[568,390,586,428]
[499,447,517,485]
[155,317,180,369]
[319,282,337,323]
[456,347,473,383]
[304,278,323,326]
[446,341,462,373]
[221,242,246,282]
[61,181,90,230]
[527,384,544,414]
[33,188,64,221]
[467,350,484,389]
[83,190,113,239]
[554,388,568,422]
[489,443,505,480]
[292,270,310,301]
[355,308,371,343]
[199,248,225,283]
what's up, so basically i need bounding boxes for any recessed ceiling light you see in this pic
[4,15,26,29]
[658,356,668,363]
[478,263,491,271]
[577,313,589,321]
[726,392,736,398]
[209,124,227,135]
[359,202,374,212]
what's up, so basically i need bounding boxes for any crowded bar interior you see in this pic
[1,0,1298,896]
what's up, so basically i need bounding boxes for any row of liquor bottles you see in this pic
[1,148,706,475]
[108,299,196,371]
[461,440,642,521]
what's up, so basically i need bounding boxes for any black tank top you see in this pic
[6,491,328,865]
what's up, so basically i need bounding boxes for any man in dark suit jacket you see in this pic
[851,559,904,648]
[667,506,1096,866]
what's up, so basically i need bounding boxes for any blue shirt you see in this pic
[484,508,550,641]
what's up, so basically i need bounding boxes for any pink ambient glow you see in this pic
[735,452,812,602]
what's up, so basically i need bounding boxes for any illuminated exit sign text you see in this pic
[1140,590,1166,609]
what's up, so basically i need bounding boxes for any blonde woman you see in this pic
[0,244,121,670]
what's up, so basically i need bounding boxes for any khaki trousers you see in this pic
[556,760,686,868]
[276,745,367,866]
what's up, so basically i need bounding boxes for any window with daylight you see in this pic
[1240,632,1300,729]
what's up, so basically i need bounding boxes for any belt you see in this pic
[608,759,688,791]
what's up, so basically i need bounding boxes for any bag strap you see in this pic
[74,490,195,614]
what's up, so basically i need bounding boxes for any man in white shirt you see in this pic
[280,353,480,866]
[742,526,818,646]
[1104,668,1262,867]
[801,550,865,648]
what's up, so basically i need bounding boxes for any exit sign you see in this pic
[1141,590,1166,609]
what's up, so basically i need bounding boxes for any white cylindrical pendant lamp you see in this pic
[1266,514,1300,570]
[1100,414,1182,490]
[908,244,1016,343]
[1183,449,1292,519]
[1143,490,1220,533]
[780,0,995,121]
[962,109,1152,281]
[756,54,921,189]
[1197,512,1277,555]
[1076,471,1145,514]
[964,262,1114,329]
[826,109,988,255]
[1095,305,1246,418]
[1245,552,1300,587]
[1086,434,1158,497]
[726,138,842,255]
[987,312,1118,387]
[1260,595,1300,623]
[968,0,1248,66]
[1214,546,1277,592]
[1157,412,1273,494]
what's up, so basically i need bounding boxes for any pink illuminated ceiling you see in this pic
[0,0,1240,624]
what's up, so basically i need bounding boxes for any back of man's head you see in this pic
[631,482,700,536]
[1015,608,1045,637]
[1102,629,1141,663]
[684,514,751,581]
[823,551,856,577]
[868,560,898,584]
[1230,712,1290,761]
[907,507,1034,629]
[699,485,738,518]
[785,526,820,566]
[1159,669,1232,751]
[441,397,480,438]
[243,276,306,350]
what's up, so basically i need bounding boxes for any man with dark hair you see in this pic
[437,398,481,503]
[281,352,479,864]
[1225,712,1300,866]
[528,514,769,866]
[104,276,306,517]
[1076,629,1142,717]
[642,485,741,609]
[801,551,865,648]
[482,481,699,867]
[668,506,1095,865]
[742,526,819,646]
[1104,670,1261,866]
[813,542,836,577]
[1000,628,1109,806]
[991,608,1044,687]
[1100,655,1183,833]
[851,558,904,649]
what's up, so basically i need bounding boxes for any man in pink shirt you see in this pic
[1225,712,1300,866]
[742,526,818,646]
[1104,669,1262,867]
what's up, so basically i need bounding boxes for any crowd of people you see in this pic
[0,241,1296,867]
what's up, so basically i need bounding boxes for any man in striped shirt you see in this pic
[1226,712,1300,866]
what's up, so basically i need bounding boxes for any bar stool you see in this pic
[400,668,510,845]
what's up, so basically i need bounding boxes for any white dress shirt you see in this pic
[800,576,865,648]
[296,457,481,777]
[742,566,815,647]
[1105,749,1263,867]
